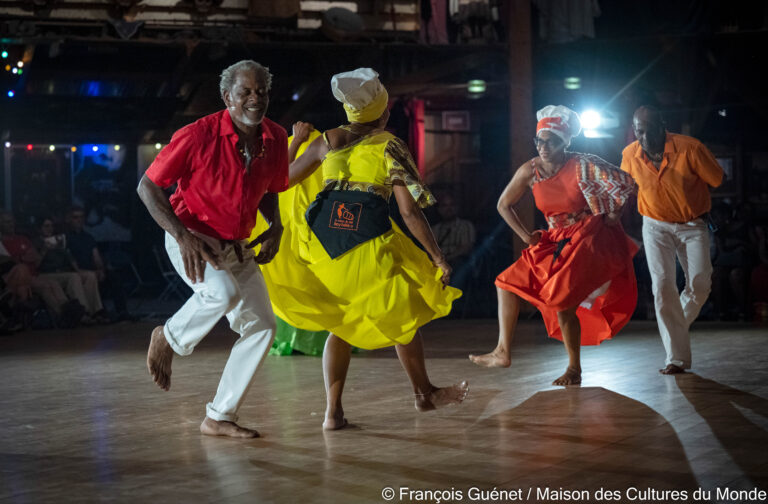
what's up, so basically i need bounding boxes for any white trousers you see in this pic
[163,232,276,423]
[642,216,712,369]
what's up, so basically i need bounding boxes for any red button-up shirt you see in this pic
[145,110,289,240]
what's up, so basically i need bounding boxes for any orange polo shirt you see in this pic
[620,133,723,223]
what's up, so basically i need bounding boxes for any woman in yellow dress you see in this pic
[250,125,330,356]
[275,68,468,429]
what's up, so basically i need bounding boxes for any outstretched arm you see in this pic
[136,174,219,283]
[289,135,329,187]
[288,121,314,163]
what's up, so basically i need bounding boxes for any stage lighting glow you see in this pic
[291,92,300,101]
[581,109,601,130]
[49,145,55,151]
[17,69,22,75]
[71,146,77,152]
[467,79,486,94]
[26,144,33,151]
[564,77,581,90]
[11,68,17,74]
[114,144,121,151]
[4,142,10,148]
[7,90,14,97]
[16,61,23,68]
[4,65,10,71]
[1,51,7,59]
[155,143,162,150]
[92,145,99,152]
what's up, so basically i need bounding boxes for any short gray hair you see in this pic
[219,60,272,99]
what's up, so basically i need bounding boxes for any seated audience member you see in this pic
[431,193,476,271]
[710,202,752,320]
[1,241,36,332]
[750,223,768,320]
[0,210,86,328]
[35,217,108,324]
[65,206,133,321]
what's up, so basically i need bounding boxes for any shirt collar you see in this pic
[219,110,276,141]
[634,132,674,160]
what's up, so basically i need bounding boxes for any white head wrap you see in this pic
[330,68,389,123]
[536,105,582,144]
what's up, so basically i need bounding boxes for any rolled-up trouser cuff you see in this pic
[163,322,194,356]
[206,402,237,423]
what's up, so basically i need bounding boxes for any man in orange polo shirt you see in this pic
[620,106,723,374]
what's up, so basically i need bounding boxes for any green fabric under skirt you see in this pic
[269,316,329,356]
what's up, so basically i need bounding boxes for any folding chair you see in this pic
[152,246,189,301]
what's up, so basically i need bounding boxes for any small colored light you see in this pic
[71,146,77,152]
[17,69,22,75]
[291,92,300,101]
[49,145,55,151]
[4,142,10,148]
[155,143,162,150]
[467,79,486,94]
[26,144,33,151]
[16,61,23,68]
[564,77,581,90]
[1,51,7,58]
[114,144,121,151]
[92,145,98,152]
[7,90,14,97]
[11,68,17,74]
[4,65,9,71]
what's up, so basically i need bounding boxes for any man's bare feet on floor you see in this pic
[147,326,173,391]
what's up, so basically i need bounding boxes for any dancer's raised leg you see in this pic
[323,334,351,430]
[395,331,468,412]
[553,306,581,385]
[469,287,520,367]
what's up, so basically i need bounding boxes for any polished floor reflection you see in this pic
[1,319,767,503]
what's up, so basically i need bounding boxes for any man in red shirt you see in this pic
[137,60,288,438]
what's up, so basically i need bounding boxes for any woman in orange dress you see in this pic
[469,105,638,385]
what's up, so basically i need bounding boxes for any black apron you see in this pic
[305,190,392,259]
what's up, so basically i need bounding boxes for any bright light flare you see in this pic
[580,110,601,130]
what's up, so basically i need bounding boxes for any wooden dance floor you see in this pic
[1,319,767,503]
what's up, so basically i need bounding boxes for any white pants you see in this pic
[642,216,712,369]
[163,232,276,423]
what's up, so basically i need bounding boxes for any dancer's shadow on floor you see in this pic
[674,373,768,489]
[476,387,700,493]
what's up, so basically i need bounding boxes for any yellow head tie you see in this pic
[343,88,389,123]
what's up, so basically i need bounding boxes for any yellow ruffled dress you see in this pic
[262,127,461,350]
[250,130,330,355]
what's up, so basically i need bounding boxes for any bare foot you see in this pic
[414,381,469,412]
[659,364,685,375]
[200,417,260,438]
[468,349,510,368]
[323,407,348,431]
[147,325,173,391]
[552,366,581,386]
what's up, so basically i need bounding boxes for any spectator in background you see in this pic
[65,206,132,321]
[1,240,35,332]
[710,202,752,321]
[36,216,108,324]
[0,210,86,328]
[750,223,768,321]
[431,193,476,271]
